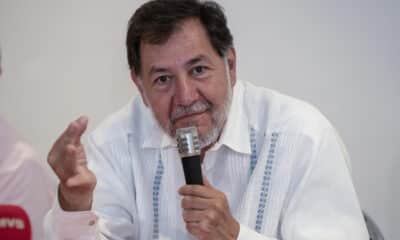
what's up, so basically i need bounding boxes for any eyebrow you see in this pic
[147,54,212,76]
[185,55,211,68]
[148,66,169,77]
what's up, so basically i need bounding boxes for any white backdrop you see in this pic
[0,1,398,239]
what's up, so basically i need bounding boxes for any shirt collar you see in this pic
[140,80,251,155]
[140,106,176,149]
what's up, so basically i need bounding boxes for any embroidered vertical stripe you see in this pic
[152,154,164,239]
[250,127,257,175]
[255,132,279,233]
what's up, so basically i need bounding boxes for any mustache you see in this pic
[170,101,211,123]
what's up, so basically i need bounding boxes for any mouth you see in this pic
[172,110,208,124]
[170,100,212,124]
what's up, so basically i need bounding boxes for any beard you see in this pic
[199,81,232,148]
[170,87,232,148]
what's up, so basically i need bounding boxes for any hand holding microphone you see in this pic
[176,128,240,239]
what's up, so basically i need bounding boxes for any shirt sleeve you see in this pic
[44,193,102,240]
[279,126,369,239]
[238,224,278,240]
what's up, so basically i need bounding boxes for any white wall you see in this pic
[0,1,398,239]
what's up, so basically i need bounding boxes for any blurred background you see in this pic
[0,0,398,238]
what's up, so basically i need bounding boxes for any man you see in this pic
[45,0,369,239]
[0,50,54,240]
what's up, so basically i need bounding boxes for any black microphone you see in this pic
[176,126,203,185]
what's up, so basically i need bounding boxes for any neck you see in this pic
[200,146,210,164]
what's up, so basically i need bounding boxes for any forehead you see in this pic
[139,18,220,73]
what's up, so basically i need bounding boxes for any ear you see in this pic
[226,47,237,87]
[130,70,149,106]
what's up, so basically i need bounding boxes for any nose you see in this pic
[173,76,200,106]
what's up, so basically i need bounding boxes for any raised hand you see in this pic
[47,116,96,211]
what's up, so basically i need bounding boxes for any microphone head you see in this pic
[0,205,31,240]
[176,126,201,158]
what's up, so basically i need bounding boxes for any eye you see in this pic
[191,66,208,77]
[152,75,172,90]
[154,75,171,86]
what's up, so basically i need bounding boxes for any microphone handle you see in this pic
[181,155,203,185]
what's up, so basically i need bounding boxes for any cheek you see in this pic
[201,83,228,108]
[149,95,172,125]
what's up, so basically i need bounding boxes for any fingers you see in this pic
[184,207,239,239]
[52,116,88,151]
[179,184,218,199]
[63,144,86,165]
[181,196,210,210]
[48,116,89,182]
[184,213,219,238]
[64,144,87,169]
[182,209,203,222]
[184,215,213,237]
[61,144,79,174]
[185,222,204,237]
[182,208,220,224]
[65,166,96,188]
[179,180,239,239]
[49,116,87,161]
[179,176,215,198]
[63,116,89,145]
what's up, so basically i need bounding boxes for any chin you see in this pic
[199,125,220,148]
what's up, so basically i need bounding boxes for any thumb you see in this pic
[71,116,89,145]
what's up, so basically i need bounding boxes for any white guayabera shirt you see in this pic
[44,80,369,239]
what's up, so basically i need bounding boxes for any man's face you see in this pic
[131,18,236,147]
